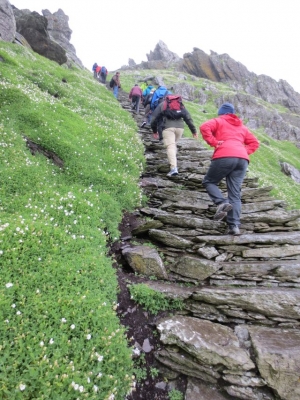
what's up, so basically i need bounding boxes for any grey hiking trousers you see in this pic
[203,157,248,227]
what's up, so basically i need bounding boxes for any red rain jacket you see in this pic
[200,114,259,161]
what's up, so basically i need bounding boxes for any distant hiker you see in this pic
[151,94,198,177]
[129,84,143,114]
[200,102,260,236]
[100,66,108,84]
[95,65,101,81]
[140,88,155,128]
[92,63,98,79]
[111,72,121,98]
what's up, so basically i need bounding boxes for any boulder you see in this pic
[0,0,16,42]
[14,9,67,65]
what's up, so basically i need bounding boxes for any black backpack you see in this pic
[109,77,114,88]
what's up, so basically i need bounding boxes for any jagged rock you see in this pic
[155,348,220,383]
[195,231,300,246]
[0,0,16,42]
[224,385,274,400]
[242,244,300,259]
[248,326,300,400]
[131,219,164,235]
[157,316,255,371]
[13,9,67,65]
[147,40,180,63]
[42,9,83,67]
[182,48,300,115]
[128,58,136,67]
[185,379,229,400]
[122,245,168,279]
[14,31,31,48]
[170,256,222,281]
[192,287,300,320]
[149,229,192,249]
[280,162,300,183]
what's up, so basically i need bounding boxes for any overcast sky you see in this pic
[11,0,300,93]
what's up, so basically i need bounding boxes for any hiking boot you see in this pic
[227,225,241,235]
[167,167,178,177]
[140,122,146,128]
[213,202,233,221]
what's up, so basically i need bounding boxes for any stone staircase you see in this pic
[116,88,300,400]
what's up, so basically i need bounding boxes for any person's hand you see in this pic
[153,133,159,140]
[193,133,198,139]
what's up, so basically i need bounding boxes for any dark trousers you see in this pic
[131,95,141,114]
[100,73,106,83]
[203,157,248,227]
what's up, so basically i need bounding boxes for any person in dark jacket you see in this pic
[112,72,121,98]
[151,100,198,177]
[200,102,260,235]
[140,88,155,128]
[92,63,98,79]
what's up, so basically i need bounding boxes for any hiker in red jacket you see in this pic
[200,102,260,235]
[95,65,101,81]
[129,84,143,114]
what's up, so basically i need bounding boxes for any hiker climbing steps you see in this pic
[113,83,300,400]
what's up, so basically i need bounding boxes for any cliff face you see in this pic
[183,48,300,114]
[1,0,83,67]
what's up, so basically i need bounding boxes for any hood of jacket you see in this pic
[219,114,242,126]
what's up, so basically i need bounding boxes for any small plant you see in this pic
[132,352,147,383]
[168,389,184,400]
[150,367,159,379]
[133,366,147,383]
[129,283,184,315]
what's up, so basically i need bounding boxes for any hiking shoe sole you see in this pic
[213,203,233,221]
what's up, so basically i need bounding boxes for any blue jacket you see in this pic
[142,85,154,97]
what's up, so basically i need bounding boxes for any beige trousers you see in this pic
[163,127,184,169]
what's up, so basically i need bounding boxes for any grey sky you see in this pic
[11,0,300,93]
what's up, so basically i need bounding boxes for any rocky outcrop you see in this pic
[281,162,300,183]
[6,4,83,67]
[115,89,300,400]
[42,8,83,68]
[0,0,15,42]
[147,40,181,63]
[13,8,67,65]
[182,48,300,114]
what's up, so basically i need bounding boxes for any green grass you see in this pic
[0,42,143,399]
[0,40,300,399]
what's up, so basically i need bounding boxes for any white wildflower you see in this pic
[19,384,26,391]
[5,282,13,288]
[86,334,91,340]
[93,385,99,393]
[70,324,75,330]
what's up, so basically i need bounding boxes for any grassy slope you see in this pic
[0,42,144,399]
[0,42,299,399]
